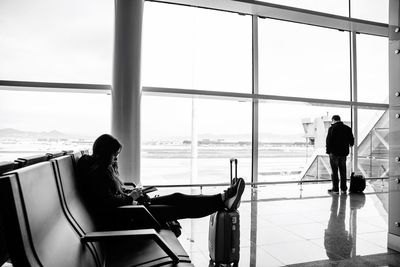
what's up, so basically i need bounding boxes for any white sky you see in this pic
[0,0,389,140]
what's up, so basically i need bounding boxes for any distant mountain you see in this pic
[0,128,70,138]
[1,128,304,143]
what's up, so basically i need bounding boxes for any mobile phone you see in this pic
[142,186,157,194]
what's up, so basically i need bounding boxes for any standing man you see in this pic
[326,115,354,194]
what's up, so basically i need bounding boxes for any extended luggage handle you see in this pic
[230,158,238,185]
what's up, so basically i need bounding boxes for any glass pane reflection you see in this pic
[0,90,110,161]
[357,109,388,178]
[141,95,252,185]
[259,19,350,101]
[258,101,351,182]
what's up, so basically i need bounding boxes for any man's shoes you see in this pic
[328,189,339,194]
[341,190,347,194]
[224,178,245,211]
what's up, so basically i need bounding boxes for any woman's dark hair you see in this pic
[92,134,122,160]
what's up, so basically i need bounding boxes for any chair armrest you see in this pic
[81,229,179,263]
[116,205,162,230]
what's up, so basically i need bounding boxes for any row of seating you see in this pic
[0,152,192,266]
[0,150,89,266]
[0,150,84,174]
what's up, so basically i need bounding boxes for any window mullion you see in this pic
[252,15,259,185]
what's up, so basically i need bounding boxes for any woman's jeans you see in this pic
[147,192,224,222]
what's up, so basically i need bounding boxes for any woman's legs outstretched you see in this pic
[148,193,224,221]
[147,178,245,222]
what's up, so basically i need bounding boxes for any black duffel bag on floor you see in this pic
[349,172,366,193]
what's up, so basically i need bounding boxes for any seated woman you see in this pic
[77,134,245,231]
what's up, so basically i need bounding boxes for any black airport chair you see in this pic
[0,159,192,266]
[14,154,48,168]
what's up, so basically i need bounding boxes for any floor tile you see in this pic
[261,240,333,265]
[282,222,327,239]
[357,232,388,248]
[256,225,304,245]
[238,246,285,267]
[179,183,392,266]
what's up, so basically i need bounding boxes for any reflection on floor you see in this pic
[157,181,400,266]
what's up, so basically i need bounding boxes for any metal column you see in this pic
[250,14,259,267]
[388,0,400,252]
[112,0,144,184]
[251,15,259,185]
[350,31,359,174]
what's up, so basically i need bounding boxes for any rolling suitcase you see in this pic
[349,172,366,193]
[208,158,240,266]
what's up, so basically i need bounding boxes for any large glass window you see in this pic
[356,34,388,104]
[141,95,252,185]
[258,19,350,101]
[0,0,113,83]
[141,2,388,186]
[351,0,389,23]
[258,0,349,17]
[0,89,110,161]
[357,108,388,178]
[258,101,351,182]
[142,2,252,93]
[259,0,389,23]
[0,0,390,193]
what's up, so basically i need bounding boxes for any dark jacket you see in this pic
[326,121,354,156]
[77,155,133,210]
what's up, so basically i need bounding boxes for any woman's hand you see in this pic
[129,188,143,201]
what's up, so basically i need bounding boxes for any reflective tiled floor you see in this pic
[162,182,400,266]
